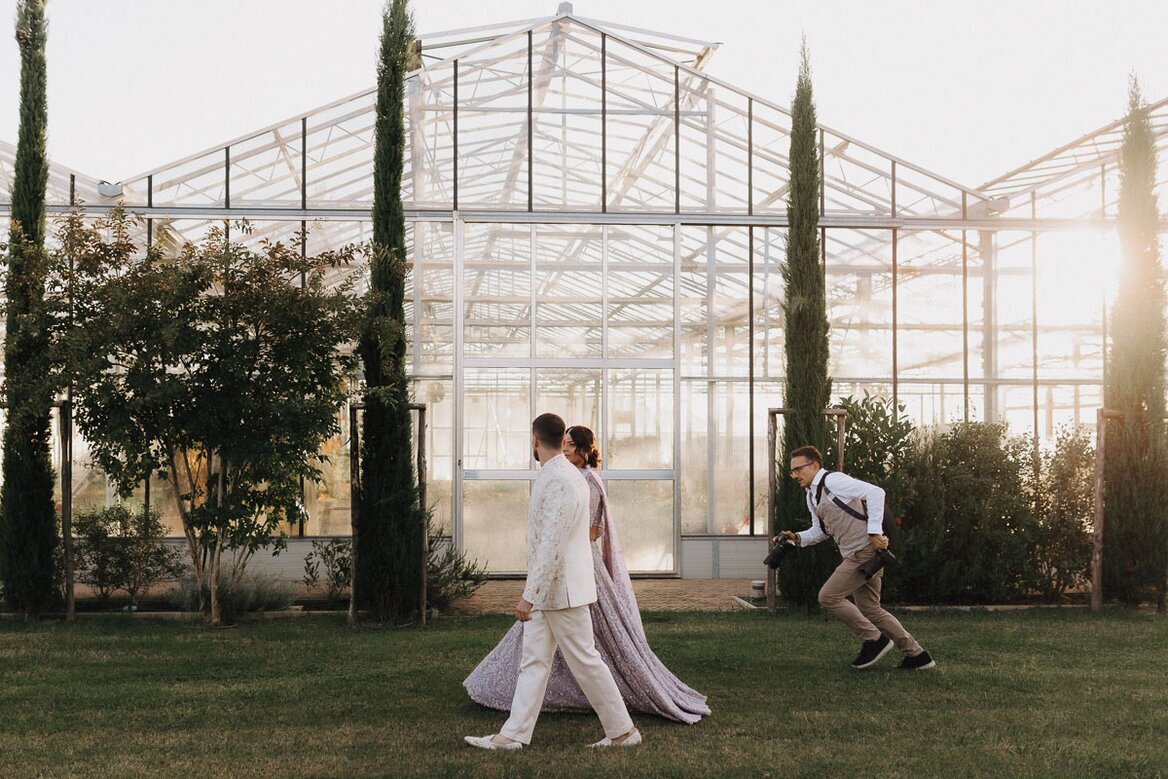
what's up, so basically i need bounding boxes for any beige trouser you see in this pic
[818,550,923,656]
[499,605,633,745]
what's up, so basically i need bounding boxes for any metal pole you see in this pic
[412,403,428,626]
[348,403,360,627]
[830,408,846,470]
[60,401,75,621]
[1092,408,1123,612]
[766,408,777,612]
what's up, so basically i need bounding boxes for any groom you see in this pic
[465,413,640,750]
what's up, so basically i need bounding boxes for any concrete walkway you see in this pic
[449,578,754,615]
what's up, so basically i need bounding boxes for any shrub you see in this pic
[73,503,186,607]
[1032,426,1095,600]
[427,517,486,613]
[303,538,352,609]
[890,422,1040,604]
[171,568,295,622]
[830,392,916,525]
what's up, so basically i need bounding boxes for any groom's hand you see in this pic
[516,598,533,622]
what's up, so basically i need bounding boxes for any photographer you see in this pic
[774,445,935,670]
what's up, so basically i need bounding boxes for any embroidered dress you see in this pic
[463,467,710,724]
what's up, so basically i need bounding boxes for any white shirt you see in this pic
[797,468,886,546]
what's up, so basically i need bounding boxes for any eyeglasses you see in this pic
[789,462,815,477]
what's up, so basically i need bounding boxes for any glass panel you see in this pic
[303,406,352,536]
[822,131,892,216]
[607,369,672,469]
[408,221,456,373]
[464,224,531,359]
[750,101,791,215]
[407,61,454,209]
[754,227,786,380]
[531,20,603,210]
[605,480,674,572]
[463,480,530,572]
[604,37,676,212]
[455,34,530,209]
[825,228,893,380]
[535,369,602,440]
[534,224,603,358]
[678,77,751,214]
[464,368,532,470]
[608,225,674,359]
[680,379,709,534]
[305,92,376,209]
[898,230,966,381]
[229,119,305,208]
[415,379,454,536]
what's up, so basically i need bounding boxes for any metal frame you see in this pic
[3,8,1166,573]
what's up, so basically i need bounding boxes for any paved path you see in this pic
[449,579,754,615]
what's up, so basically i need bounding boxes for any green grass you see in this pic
[1,609,1165,778]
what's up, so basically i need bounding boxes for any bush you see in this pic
[171,569,295,622]
[831,392,916,525]
[890,422,1040,604]
[1032,426,1095,600]
[427,517,486,613]
[303,538,352,609]
[73,503,186,607]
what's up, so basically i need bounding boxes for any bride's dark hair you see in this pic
[565,425,602,468]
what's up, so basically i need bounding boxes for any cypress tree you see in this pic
[1,0,57,617]
[776,40,835,608]
[356,0,424,623]
[1102,76,1168,609]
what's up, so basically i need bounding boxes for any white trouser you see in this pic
[498,605,633,745]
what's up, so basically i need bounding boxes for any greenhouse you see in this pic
[2,5,1167,578]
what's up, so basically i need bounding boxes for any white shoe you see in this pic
[589,728,642,748]
[464,734,522,750]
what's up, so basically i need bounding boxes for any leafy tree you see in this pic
[356,0,424,624]
[776,40,834,608]
[831,392,916,526]
[1,0,59,617]
[54,209,363,624]
[1103,77,1168,609]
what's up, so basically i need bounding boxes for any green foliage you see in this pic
[426,517,487,612]
[830,392,916,525]
[171,570,295,622]
[303,538,352,609]
[1103,76,1168,608]
[357,0,425,624]
[1,0,57,617]
[51,208,364,623]
[73,503,186,607]
[777,40,834,608]
[1029,426,1095,601]
[890,422,1039,604]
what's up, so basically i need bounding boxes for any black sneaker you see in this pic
[850,635,893,669]
[896,650,936,670]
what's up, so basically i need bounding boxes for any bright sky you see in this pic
[1,0,1166,188]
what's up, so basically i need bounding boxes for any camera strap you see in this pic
[815,470,869,523]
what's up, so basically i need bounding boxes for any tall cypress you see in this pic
[356,0,423,623]
[1102,76,1168,609]
[776,40,835,608]
[0,0,57,617]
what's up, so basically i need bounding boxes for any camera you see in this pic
[763,537,797,569]
[856,548,896,580]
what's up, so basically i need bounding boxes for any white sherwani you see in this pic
[499,453,633,745]
[521,452,597,610]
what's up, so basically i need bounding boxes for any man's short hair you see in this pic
[790,445,823,465]
[532,413,566,448]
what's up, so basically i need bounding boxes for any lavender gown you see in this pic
[463,467,710,724]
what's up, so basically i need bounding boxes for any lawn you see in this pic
[0,609,1165,778]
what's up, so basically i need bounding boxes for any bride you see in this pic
[463,425,710,724]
